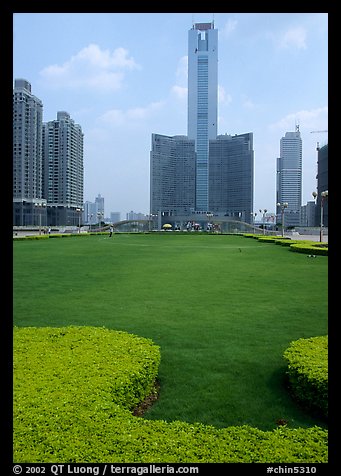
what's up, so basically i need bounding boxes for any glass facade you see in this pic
[150,22,254,224]
[150,134,196,216]
[209,134,254,221]
[276,129,302,227]
[188,23,217,211]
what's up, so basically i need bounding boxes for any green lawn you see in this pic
[13,232,328,431]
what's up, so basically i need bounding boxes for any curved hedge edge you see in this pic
[14,326,328,463]
[289,244,328,256]
[241,234,328,256]
[283,336,328,418]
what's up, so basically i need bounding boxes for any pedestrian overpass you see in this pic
[108,217,275,235]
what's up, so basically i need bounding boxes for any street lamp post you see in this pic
[277,202,288,237]
[34,202,46,235]
[312,190,328,242]
[148,213,157,232]
[259,209,268,235]
[206,212,213,232]
[76,208,83,233]
[97,211,104,230]
[250,212,256,233]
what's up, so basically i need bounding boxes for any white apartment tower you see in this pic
[187,22,218,211]
[13,79,46,226]
[276,126,302,227]
[42,111,84,226]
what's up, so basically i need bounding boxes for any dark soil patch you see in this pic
[132,379,160,417]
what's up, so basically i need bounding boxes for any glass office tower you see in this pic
[209,133,254,221]
[150,134,196,217]
[276,127,302,227]
[188,22,218,211]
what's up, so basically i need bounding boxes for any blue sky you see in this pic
[13,12,328,219]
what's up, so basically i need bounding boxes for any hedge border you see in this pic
[283,336,328,418]
[14,326,328,463]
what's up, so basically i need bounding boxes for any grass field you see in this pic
[13,232,328,431]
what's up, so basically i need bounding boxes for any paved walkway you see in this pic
[285,233,328,243]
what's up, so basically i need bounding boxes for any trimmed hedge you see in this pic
[13,234,50,241]
[242,234,328,256]
[283,336,328,418]
[289,243,328,256]
[13,326,328,463]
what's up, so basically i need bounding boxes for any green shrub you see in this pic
[283,336,328,417]
[242,234,328,256]
[14,326,328,463]
[290,243,328,256]
[13,235,49,241]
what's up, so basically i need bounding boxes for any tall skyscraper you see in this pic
[150,21,254,226]
[13,79,46,226]
[42,111,84,226]
[276,126,302,228]
[188,22,218,211]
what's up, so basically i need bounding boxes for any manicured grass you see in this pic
[13,233,328,430]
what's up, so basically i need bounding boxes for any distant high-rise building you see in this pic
[83,201,96,224]
[188,22,218,211]
[83,195,105,225]
[276,127,302,228]
[301,201,316,227]
[209,133,254,221]
[42,111,84,226]
[315,143,328,227]
[13,79,46,226]
[110,212,121,223]
[95,193,104,219]
[126,211,147,220]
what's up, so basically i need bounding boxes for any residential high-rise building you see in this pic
[276,127,302,228]
[42,111,84,226]
[13,79,46,226]
[188,22,218,211]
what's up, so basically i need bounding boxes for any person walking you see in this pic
[109,225,113,237]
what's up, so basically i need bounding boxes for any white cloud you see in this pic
[175,56,188,82]
[218,85,232,106]
[278,27,307,50]
[270,106,328,132]
[221,19,238,37]
[241,94,256,110]
[170,56,188,100]
[98,100,165,127]
[171,85,187,100]
[39,43,140,91]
